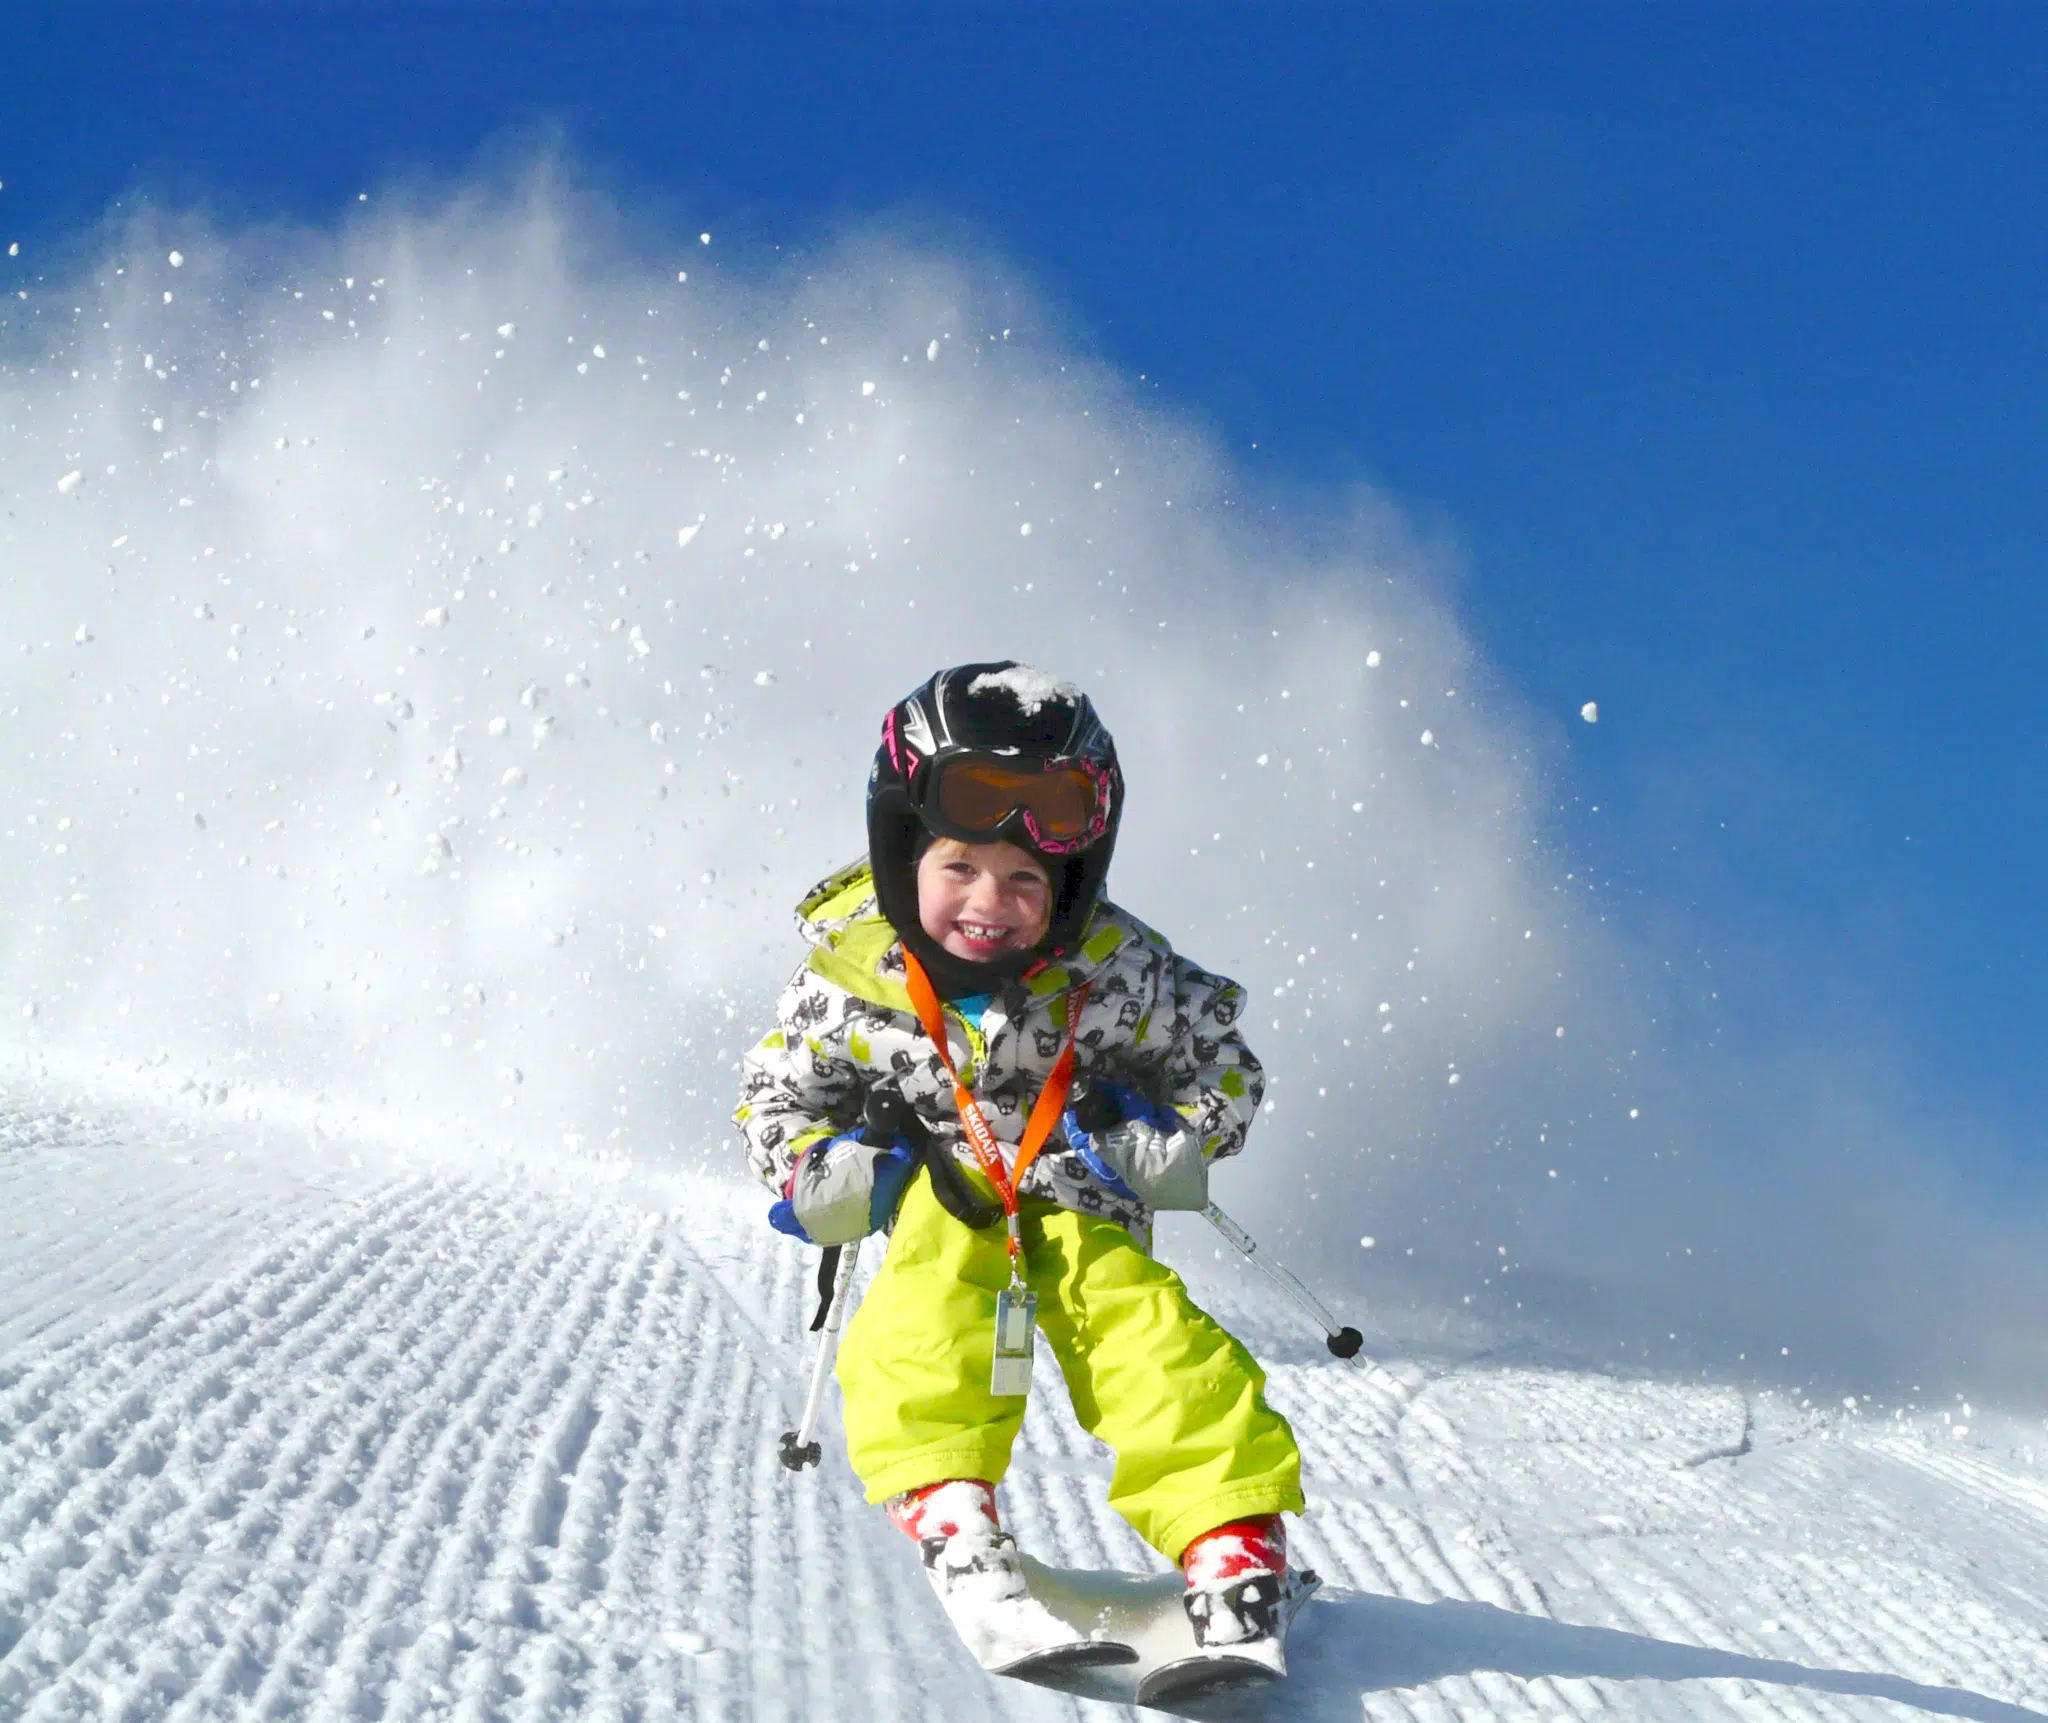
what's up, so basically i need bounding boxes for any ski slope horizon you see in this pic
[3,166,2046,1407]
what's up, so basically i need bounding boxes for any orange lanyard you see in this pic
[901,949,1089,1283]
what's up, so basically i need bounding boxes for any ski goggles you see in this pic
[920,752,1116,854]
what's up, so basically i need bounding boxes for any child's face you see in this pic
[915,837,1053,962]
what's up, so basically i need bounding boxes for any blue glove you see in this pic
[1064,1082,1207,1210]
[1064,1125,1139,1203]
[868,1141,916,1228]
[1092,1081,1178,1133]
[1062,1081,1164,1202]
[768,1128,918,1244]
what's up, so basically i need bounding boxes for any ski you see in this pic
[1133,1569,1321,1708]
[1134,1645,1283,1706]
[992,1637,1140,1680]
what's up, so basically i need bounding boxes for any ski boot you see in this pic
[886,1479,1135,1676]
[1136,1513,1319,1706]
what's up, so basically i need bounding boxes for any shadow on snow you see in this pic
[1164,1589,2047,1723]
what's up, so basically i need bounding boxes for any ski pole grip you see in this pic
[1069,1086,1121,1135]
[863,1084,923,1145]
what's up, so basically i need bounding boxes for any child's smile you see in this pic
[916,837,1053,962]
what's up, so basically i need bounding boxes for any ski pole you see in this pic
[1202,1202,1366,1363]
[1069,1086,1366,1364]
[779,1237,861,1471]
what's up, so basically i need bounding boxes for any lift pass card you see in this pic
[990,1286,1037,1398]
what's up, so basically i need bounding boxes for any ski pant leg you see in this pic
[1028,1203,1306,1564]
[836,1168,1026,1503]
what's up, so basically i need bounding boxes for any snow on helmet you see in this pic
[868,661,1123,990]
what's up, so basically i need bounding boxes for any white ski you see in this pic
[993,1554,1320,1711]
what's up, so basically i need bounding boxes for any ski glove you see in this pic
[768,1129,917,1247]
[1062,1081,1211,1212]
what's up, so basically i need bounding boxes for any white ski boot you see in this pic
[887,1480,1136,1677]
[1136,1514,1318,1706]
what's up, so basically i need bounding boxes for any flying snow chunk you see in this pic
[497,322,515,338]
[1420,729,1435,746]
[677,523,702,549]
[1365,650,1382,669]
[970,664,1079,714]
[56,470,83,495]
[74,625,94,644]
[1020,522,1033,536]
[753,670,775,687]
[926,339,940,361]
[861,381,877,397]
[168,250,184,268]
[421,606,450,629]
[1581,701,1600,723]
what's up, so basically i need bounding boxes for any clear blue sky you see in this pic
[6,6,2044,1172]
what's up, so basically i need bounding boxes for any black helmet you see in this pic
[868,661,1123,992]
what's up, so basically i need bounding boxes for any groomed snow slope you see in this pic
[3,1096,2045,1723]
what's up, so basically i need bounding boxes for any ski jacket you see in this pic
[736,859,1265,1244]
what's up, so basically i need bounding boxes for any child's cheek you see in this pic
[916,877,953,942]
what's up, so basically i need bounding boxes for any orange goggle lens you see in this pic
[933,759,1096,841]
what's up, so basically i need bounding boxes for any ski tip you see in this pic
[1134,1652,1283,1708]
[994,1639,1141,1678]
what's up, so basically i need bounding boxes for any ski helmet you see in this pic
[868,661,1123,990]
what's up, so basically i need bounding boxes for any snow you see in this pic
[971,664,1082,715]
[2,1095,2044,1721]
[1582,702,1600,723]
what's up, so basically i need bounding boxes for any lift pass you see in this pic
[990,1285,1037,1398]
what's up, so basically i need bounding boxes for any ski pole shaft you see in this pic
[780,1238,861,1471]
[1202,1202,1365,1363]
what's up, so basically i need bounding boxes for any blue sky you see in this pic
[6,6,2044,1181]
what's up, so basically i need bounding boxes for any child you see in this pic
[737,661,1306,1690]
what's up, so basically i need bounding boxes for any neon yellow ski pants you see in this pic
[837,1169,1305,1563]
